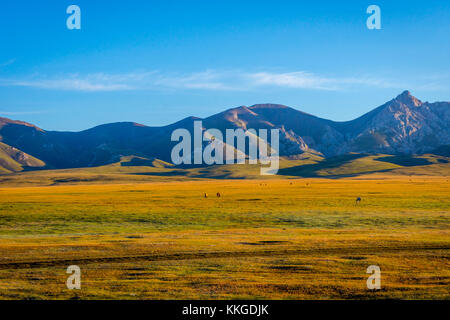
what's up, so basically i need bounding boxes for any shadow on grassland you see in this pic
[132,170,189,177]
[277,153,370,178]
[374,155,433,166]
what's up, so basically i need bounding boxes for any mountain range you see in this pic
[0,91,449,174]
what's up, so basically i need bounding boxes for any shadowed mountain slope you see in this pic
[0,91,448,170]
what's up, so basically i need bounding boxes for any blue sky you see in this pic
[0,0,449,131]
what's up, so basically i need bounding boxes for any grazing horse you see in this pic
[356,197,361,204]
[216,192,221,198]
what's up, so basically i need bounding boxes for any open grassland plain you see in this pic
[0,175,449,299]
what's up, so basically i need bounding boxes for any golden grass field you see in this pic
[0,163,449,299]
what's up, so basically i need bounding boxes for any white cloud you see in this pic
[5,73,136,92]
[0,69,431,92]
[154,70,237,90]
[0,59,16,67]
[0,71,238,92]
[0,110,45,116]
[246,71,410,90]
[247,71,336,90]
[13,79,130,92]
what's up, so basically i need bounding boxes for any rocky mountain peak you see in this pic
[395,90,422,107]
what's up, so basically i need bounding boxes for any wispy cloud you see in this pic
[3,73,137,92]
[0,69,437,92]
[154,70,238,90]
[0,110,46,116]
[247,71,336,90]
[12,79,131,92]
[0,71,237,92]
[246,71,410,90]
[0,59,16,67]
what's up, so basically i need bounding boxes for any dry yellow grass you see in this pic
[0,176,448,299]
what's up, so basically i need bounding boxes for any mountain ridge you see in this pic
[0,91,448,170]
